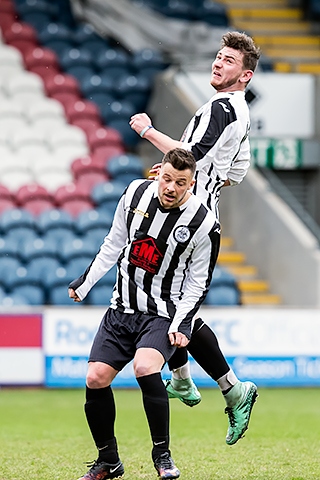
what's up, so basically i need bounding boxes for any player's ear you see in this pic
[189,179,196,189]
[241,69,253,83]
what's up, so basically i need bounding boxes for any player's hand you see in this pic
[129,113,152,135]
[168,332,189,348]
[148,163,161,180]
[68,288,81,302]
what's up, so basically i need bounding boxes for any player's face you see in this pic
[158,162,195,209]
[210,46,253,92]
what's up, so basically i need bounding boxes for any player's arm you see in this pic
[130,113,182,154]
[168,221,219,340]
[68,196,127,301]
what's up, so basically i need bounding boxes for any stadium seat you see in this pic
[54,182,91,205]
[70,118,103,139]
[86,284,115,306]
[115,73,151,110]
[11,126,50,161]
[91,145,126,166]
[204,285,241,306]
[20,236,59,263]
[87,127,124,151]
[79,72,115,99]
[27,256,62,284]
[11,284,46,305]
[58,236,99,263]
[0,208,36,238]
[0,44,24,77]
[38,22,74,52]
[3,21,38,47]
[75,172,109,195]
[107,118,141,148]
[37,208,75,242]
[91,181,125,215]
[0,236,20,261]
[23,46,60,73]
[25,97,66,131]
[65,256,93,279]
[95,47,131,73]
[15,183,55,215]
[48,124,89,160]
[0,198,16,214]
[43,72,80,97]
[63,98,101,123]
[76,209,113,237]
[49,285,75,305]
[60,46,93,73]
[106,153,145,184]
[35,169,74,192]
[131,48,167,78]
[99,99,136,125]
[0,99,26,134]
[44,265,74,290]
[72,22,101,45]
[0,292,30,306]
[4,71,46,106]
[71,154,108,179]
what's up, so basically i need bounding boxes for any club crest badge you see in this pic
[174,225,191,243]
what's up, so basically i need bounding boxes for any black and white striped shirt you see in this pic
[181,91,250,213]
[70,180,220,338]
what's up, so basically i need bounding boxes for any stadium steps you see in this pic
[219,236,282,305]
[219,0,320,73]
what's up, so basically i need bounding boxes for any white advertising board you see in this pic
[43,307,320,388]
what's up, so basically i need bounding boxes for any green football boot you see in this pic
[224,381,258,445]
[165,378,201,407]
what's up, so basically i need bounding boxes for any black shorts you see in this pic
[89,308,176,371]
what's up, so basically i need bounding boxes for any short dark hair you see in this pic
[162,148,196,176]
[221,31,261,72]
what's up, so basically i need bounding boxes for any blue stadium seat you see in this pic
[79,72,115,98]
[115,73,151,110]
[65,256,94,280]
[95,48,131,74]
[72,23,103,45]
[88,92,115,110]
[59,236,100,263]
[11,284,46,305]
[38,22,74,48]
[0,209,37,243]
[44,265,74,290]
[0,257,23,290]
[195,1,229,27]
[106,153,145,184]
[49,285,75,305]
[131,48,166,74]
[91,181,125,215]
[86,283,115,305]
[37,208,75,236]
[27,256,62,284]
[76,209,113,236]
[1,292,30,306]
[0,236,20,260]
[107,118,141,148]
[60,47,94,80]
[204,285,240,306]
[20,236,59,263]
[211,266,238,288]
[99,99,136,125]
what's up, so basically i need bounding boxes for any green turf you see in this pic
[0,387,319,479]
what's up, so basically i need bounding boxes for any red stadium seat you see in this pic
[91,145,126,165]
[54,182,91,205]
[70,118,103,139]
[71,155,107,179]
[64,98,101,123]
[59,198,94,217]
[24,46,60,72]
[75,171,109,194]
[3,21,38,44]
[15,183,53,205]
[22,198,55,216]
[88,127,124,151]
[43,73,80,97]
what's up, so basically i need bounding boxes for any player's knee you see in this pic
[134,362,154,378]
[86,370,106,389]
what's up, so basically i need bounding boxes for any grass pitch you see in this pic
[0,387,319,479]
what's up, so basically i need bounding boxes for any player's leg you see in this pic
[166,348,201,406]
[134,318,181,479]
[79,362,124,480]
[188,318,258,445]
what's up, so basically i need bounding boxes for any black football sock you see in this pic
[188,318,230,381]
[84,386,119,463]
[167,347,188,370]
[136,373,170,461]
